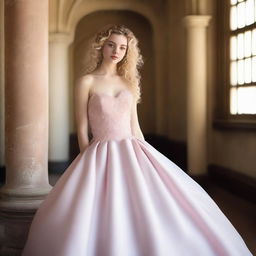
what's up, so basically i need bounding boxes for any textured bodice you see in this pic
[88,89,133,142]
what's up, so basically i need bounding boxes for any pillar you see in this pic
[49,33,72,163]
[0,0,51,254]
[183,15,211,175]
[154,21,167,135]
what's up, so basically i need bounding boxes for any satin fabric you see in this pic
[22,90,252,256]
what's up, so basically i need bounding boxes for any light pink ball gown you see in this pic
[22,89,252,256]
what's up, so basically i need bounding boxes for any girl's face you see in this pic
[102,33,128,63]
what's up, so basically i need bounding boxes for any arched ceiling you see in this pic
[49,0,210,34]
[49,0,166,36]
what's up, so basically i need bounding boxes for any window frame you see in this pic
[214,0,256,130]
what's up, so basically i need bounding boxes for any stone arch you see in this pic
[65,2,159,39]
[50,0,167,136]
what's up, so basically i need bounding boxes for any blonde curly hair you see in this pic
[84,24,144,103]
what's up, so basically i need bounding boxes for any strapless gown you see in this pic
[22,89,252,256]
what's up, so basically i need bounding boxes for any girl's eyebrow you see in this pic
[107,40,127,47]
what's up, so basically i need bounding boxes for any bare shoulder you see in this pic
[75,75,96,100]
[76,74,94,89]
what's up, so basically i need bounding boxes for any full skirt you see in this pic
[22,137,252,256]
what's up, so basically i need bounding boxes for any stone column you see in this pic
[49,33,72,163]
[154,21,167,135]
[0,0,51,254]
[183,15,211,175]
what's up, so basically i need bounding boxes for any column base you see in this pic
[0,208,35,256]
[0,186,52,255]
[0,185,52,210]
[0,247,22,256]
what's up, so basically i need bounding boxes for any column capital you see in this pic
[183,15,211,28]
[49,32,74,45]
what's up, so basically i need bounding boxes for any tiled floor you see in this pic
[49,174,256,255]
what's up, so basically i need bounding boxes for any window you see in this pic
[229,0,256,115]
[215,0,256,129]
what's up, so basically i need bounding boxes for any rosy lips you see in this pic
[111,56,118,59]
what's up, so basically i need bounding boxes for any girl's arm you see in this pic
[74,76,92,153]
[130,98,145,141]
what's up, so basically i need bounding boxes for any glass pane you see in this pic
[230,6,237,30]
[231,0,237,4]
[237,2,246,28]
[230,36,237,60]
[252,56,256,81]
[230,88,238,114]
[237,86,256,114]
[231,61,238,85]
[244,31,252,57]
[244,58,252,83]
[252,29,256,55]
[255,0,256,21]
[246,0,254,25]
[238,59,244,84]
[237,33,244,59]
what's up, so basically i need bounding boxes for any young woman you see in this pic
[22,24,252,256]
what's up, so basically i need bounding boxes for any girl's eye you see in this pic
[121,47,126,50]
[108,43,114,47]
